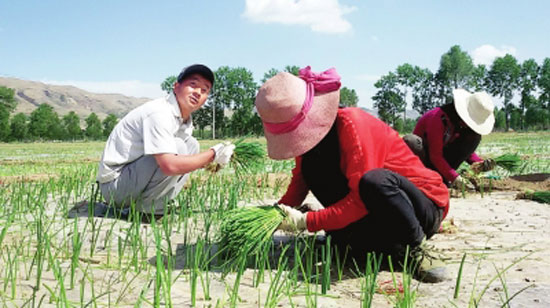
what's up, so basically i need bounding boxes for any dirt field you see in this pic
[174,175,550,307]
[4,175,549,307]
[255,180,550,307]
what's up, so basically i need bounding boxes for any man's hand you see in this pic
[452,175,475,190]
[276,204,307,232]
[471,158,496,173]
[210,142,235,166]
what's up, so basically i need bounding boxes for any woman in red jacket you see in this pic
[403,89,496,188]
[255,66,450,283]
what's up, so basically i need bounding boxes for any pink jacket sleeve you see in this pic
[424,113,459,183]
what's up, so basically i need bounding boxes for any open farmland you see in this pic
[0,132,549,307]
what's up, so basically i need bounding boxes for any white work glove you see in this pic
[295,202,324,213]
[210,142,235,166]
[276,204,307,232]
[452,175,475,190]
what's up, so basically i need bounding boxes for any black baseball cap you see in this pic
[177,64,215,86]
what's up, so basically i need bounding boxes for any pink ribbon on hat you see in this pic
[263,66,341,135]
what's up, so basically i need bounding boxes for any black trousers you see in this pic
[326,169,443,261]
[442,132,481,170]
[404,132,481,183]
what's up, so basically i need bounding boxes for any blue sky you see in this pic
[1,0,549,108]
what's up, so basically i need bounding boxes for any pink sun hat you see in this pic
[255,66,341,160]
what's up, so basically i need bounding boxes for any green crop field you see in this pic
[0,132,548,307]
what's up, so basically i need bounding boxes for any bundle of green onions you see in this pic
[218,206,285,266]
[517,190,550,204]
[206,138,265,174]
[230,138,266,174]
[494,153,522,172]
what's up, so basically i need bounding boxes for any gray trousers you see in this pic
[100,137,200,214]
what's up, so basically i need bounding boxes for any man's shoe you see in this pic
[411,239,448,283]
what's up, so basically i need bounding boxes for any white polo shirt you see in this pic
[97,92,194,183]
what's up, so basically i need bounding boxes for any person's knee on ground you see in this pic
[403,134,428,165]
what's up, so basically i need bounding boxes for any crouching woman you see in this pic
[255,66,450,283]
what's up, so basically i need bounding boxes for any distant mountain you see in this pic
[0,77,150,119]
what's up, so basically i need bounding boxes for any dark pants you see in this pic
[327,169,443,261]
[403,133,481,181]
[301,123,442,262]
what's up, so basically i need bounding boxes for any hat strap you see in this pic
[263,66,341,135]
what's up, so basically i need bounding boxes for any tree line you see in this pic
[372,45,550,132]
[0,87,118,141]
[2,46,548,142]
[0,65,359,142]
[161,65,359,139]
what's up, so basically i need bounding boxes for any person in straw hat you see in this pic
[403,89,496,189]
[255,66,450,283]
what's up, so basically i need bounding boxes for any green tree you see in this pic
[538,58,550,108]
[486,54,521,131]
[525,105,549,130]
[211,67,258,137]
[284,65,300,76]
[194,102,212,139]
[102,114,118,137]
[0,105,9,141]
[209,67,233,138]
[469,64,488,91]
[85,112,103,140]
[518,59,539,129]
[340,87,359,107]
[396,63,423,121]
[29,103,60,139]
[493,107,506,131]
[161,75,177,94]
[372,72,405,127]
[437,45,475,101]
[262,68,280,83]
[412,68,443,115]
[63,111,81,140]
[10,112,28,140]
[509,107,522,131]
[0,86,17,113]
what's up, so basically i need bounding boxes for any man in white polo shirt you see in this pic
[97,64,234,218]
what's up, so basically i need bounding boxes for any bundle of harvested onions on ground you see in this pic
[516,190,550,204]
[218,206,285,267]
[494,153,522,172]
[206,138,265,174]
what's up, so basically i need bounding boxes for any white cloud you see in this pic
[43,80,165,99]
[370,35,379,42]
[471,44,517,66]
[243,0,356,34]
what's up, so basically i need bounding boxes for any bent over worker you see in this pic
[255,66,450,283]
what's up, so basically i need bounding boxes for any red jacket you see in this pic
[279,108,449,232]
[413,107,482,183]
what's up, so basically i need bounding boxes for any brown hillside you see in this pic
[0,77,150,119]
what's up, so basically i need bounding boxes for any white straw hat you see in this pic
[453,89,495,135]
